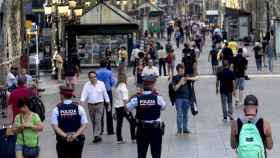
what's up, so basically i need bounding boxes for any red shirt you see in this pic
[8,86,34,120]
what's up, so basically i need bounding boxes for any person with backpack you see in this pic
[13,97,43,158]
[230,95,273,158]
[172,64,197,135]
[220,42,234,65]
[51,86,88,158]
[8,77,36,120]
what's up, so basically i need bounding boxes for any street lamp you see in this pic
[57,5,69,16]
[73,8,83,17]
[44,5,52,15]
[85,1,91,7]
[69,0,77,8]
[116,0,128,11]
[43,0,89,78]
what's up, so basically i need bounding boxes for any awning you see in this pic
[137,2,164,17]
[80,1,138,25]
[225,8,251,17]
[66,24,138,35]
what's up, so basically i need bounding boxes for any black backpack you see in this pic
[168,82,175,106]
[29,96,45,122]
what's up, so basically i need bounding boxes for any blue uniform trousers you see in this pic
[136,123,162,158]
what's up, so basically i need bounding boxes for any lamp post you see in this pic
[116,0,128,11]
[44,0,87,78]
[221,0,227,29]
[266,0,270,33]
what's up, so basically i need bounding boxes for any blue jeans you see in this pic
[255,57,262,71]
[221,93,233,119]
[235,77,245,90]
[175,99,190,131]
[268,57,273,72]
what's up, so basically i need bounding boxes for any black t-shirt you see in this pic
[179,27,184,35]
[217,68,235,94]
[172,75,190,99]
[232,55,248,77]
[182,55,196,75]
[182,47,192,54]
[221,47,233,62]
[212,34,222,44]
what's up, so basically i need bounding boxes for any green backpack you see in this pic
[237,122,265,158]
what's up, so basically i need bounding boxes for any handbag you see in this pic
[20,115,40,158]
[189,83,199,116]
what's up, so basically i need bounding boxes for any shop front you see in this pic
[65,1,138,66]
[206,10,219,25]
[224,8,251,40]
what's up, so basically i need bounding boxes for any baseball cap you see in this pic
[244,95,258,106]
[59,86,74,97]
[142,75,157,85]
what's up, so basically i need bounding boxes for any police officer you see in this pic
[51,86,88,158]
[127,75,166,158]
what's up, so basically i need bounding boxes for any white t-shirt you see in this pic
[131,48,142,62]
[113,83,129,108]
[142,66,159,77]
[242,47,249,58]
[6,72,17,88]
[158,50,167,59]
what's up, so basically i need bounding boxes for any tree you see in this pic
[0,0,24,84]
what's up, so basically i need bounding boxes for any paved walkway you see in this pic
[1,37,279,157]
[35,38,280,158]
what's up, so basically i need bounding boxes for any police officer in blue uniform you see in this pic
[127,75,166,158]
[51,86,88,158]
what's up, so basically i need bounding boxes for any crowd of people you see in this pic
[0,16,277,158]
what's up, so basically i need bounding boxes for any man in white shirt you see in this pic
[80,71,110,143]
[6,66,18,92]
[131,45,142,75]
[142,59,159,77]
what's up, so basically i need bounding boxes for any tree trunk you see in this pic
[0,0,23,84]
